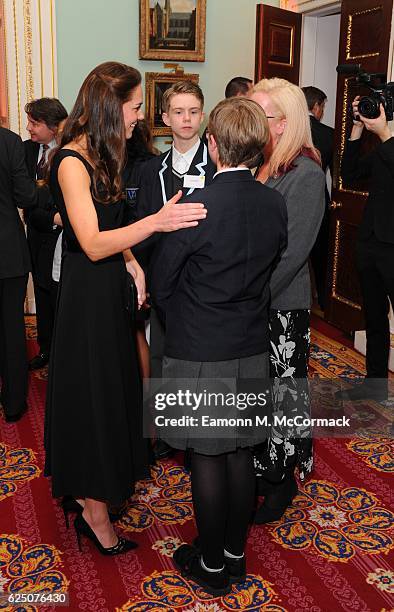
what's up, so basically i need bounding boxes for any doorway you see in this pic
[300,5,341,194]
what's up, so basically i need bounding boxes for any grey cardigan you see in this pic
[266,155,325,310]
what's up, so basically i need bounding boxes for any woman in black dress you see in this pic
[44,62,207,555]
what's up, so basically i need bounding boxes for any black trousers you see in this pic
[33,281,55,355]
[356,236,394,379]
[310,208,329,309]
[50,280,59,315]
[0,275,29,415]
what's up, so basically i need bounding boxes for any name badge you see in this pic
[183,174,205,189]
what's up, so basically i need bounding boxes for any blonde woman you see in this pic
[251,78,325,523]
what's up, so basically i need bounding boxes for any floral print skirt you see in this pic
[254,309,313,482]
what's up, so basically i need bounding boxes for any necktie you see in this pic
[36,144,49,180]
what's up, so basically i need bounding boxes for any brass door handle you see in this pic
[330,201,343,210]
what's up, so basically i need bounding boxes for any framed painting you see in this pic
[145,71,199,136]
[139,0,206,62]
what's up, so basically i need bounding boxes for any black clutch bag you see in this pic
[125,272,138,323]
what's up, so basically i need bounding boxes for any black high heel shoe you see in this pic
[61,496,127,528]
[74,514,137,556]
[61,496,83,529]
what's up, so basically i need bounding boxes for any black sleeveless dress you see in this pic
[44,149,150,505]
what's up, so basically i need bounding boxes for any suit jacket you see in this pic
[342,136,394,244]
[0,127,37,279]
[150,170,288,362]
[310,116,334,207]
[310,116,334,174]
[133,139,216,271]
[23,139,61,288]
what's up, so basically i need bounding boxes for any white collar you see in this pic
[213,166,249,179]
[43,139,56,149]
[172,139,200,174]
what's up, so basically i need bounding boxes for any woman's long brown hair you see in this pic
[60,61,141,204]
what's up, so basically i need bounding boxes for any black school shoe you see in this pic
[4,403,28,423]
[254,474,298,524]
[152,439,174,460]
[173,544,231,597]
[192,537,246,584]
[335,381,388,402]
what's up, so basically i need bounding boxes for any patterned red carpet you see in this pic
[0,316,393,611]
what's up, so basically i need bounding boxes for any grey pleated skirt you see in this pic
[160,352,269,455]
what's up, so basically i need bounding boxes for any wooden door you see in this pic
[325,0,394,332]
[0,1,8,127]
[255,5,302,84]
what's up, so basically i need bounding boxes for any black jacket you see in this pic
[310,116,334,206]
[342,136,394,244]
[150,170,288,361]
[23,139,61,288]
[0,127,37,279]
[310,116,334,174]
[134,139,216,270]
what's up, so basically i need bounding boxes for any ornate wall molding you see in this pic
[2,0,57,137]
[280,0,341,12]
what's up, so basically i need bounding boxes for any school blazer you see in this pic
[150,170,288,362]
[133,139,216,271]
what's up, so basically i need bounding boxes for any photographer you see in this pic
[337,97,394,401]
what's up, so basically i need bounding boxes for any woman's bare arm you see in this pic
[58,156,207,262]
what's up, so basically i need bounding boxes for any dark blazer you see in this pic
[310,116,334,174]
[23,139,61,288]
[150,170,288,362]
[342,136,394,244]
[0,127,37,279]
[134,139,216,270]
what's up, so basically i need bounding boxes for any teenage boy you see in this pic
[150,97,287,597]
[136,80,215,458]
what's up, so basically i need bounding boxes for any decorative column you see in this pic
[2,0,58,138]
[1,0,58,312]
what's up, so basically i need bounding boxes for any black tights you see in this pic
[191,447,255,569]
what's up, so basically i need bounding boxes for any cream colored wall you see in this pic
[55,0,279,148]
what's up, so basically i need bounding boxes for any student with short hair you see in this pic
[150,97,287,597]
[136,80,216,459]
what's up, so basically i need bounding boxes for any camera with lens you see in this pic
[336,63,394,121]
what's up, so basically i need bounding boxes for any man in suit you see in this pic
[336,99,394,402]
[136,80,215,459]
[225,76,253,99]
[24,98,67,369]
[0,126,37,422]
[302,86,334,311]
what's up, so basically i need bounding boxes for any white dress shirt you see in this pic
[172,139,200,175]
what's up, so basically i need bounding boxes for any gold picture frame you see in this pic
[145,71,199,137]
[139,0,206,62]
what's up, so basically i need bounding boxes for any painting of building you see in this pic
[149,0,197,51]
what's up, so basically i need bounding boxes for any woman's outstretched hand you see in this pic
[155,190,207,232]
